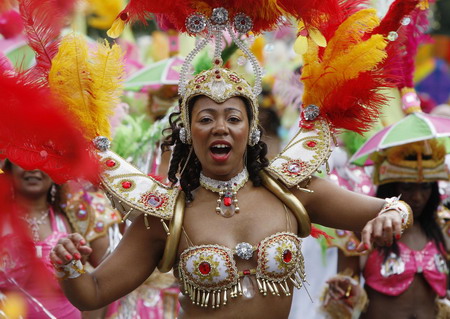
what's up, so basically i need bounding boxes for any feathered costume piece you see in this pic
[107,0,348,38]
[301,8,390,134]
[0,76,98,184]
[18,0,77,84]
[49,33,125,141]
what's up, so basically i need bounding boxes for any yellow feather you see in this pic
[323,9,380,63]
[49,33,124,140]
[49,34,95,138]
[301,9,387,107]
[329,34,387,79]
[86,0,125,30]
[90,40,125,138]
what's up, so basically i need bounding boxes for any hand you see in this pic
[326,276,358,301]
[50,233,92,265]
[357,210,402,252]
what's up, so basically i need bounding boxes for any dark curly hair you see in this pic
[161,96,269,202]
[376,182,446,259]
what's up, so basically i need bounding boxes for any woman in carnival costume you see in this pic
[323,138,450,319]
[47,0,427,318]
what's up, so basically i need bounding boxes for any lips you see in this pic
[23,172,43,182]
[209,140,232,162]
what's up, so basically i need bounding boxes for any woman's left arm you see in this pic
[293,177,406,250]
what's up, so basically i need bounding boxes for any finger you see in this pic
[49,250,64,265]
[53,242,75,263]
[68,233,87,248]
[393,216,402,240]
[359,223,373,251]
[372,218,384,241]
[58,237,82,261]
[383,218,393,246]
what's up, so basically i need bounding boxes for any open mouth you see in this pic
[209,142,232,162]
[210,144,231,155]
[24,175,43,182]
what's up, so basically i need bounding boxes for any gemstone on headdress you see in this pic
[93,136,111,151]
[228,73,242,83]
[235,242,254,260]
[303,104,320,121]
[400,16,411,26]
[211,7,229,25]
[233,13,253,34]
[387,31,398,41]
[186,13,207,34]
[105,159,116,167]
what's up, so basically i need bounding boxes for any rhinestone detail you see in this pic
[93,136,111,151]
[211,7,228,25]
[233,13,253,33]
[303,104,320,121]
[186,13,207,33]
[235,242,254,260]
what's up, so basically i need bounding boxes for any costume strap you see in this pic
[259,170,311,238]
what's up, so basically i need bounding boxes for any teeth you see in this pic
[212,144,229,148]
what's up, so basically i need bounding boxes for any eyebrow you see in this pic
[197,107,243,115]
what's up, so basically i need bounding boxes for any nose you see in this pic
[212,118,229,136]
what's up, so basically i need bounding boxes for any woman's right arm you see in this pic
[50,214,166,311]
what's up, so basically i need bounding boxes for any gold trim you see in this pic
[260,170,311,237]
[158,191,186,273]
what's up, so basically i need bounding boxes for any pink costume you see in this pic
[0,208,81,318]
[363,241,448,297]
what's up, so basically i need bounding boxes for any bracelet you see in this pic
[54,260,85,280]
[378,197,413,231]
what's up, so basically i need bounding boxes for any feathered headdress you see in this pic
[107,0,343,38]
[18,0,77,84]
[49,33,125,141]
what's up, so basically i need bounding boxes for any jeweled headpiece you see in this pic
[177,7,262,145]
[372,140,449,185]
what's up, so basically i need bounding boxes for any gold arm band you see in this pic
[260,170,311,237]
[158,191,186,272]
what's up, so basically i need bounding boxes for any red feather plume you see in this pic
[0,76,99,184]
[18,0,77,83]
[321,72,393,133]
[371,0,419,37]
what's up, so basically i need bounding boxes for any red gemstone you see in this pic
[223,197,232,206]
[196,85,200,89]
[215,70,220,74]
[214,59,220,65]
[106,159,116,167]
[120,12,129,21]
[216,75,221,79]
[122,181,132,189]
[199,261,211,275]
[243,269,251,276]
[283,250,292,263]
[306,141,317,148]
[237,86,242,90]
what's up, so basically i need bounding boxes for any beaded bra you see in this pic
[178,232,305,308]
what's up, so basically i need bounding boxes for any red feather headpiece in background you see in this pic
[0,76,99,184]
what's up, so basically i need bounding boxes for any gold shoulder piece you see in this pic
[65,185,121,241]
[97,149,180,221]
[158,191,186,273]
[260,170,311,237]
[266,118,332,187]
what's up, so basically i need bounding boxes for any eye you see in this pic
[228,116,242,123]
[199,117,213,123]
